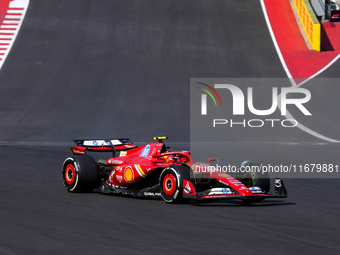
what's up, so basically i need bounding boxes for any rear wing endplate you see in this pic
[71,138,136,156]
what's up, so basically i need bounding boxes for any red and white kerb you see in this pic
[0,0,29,70]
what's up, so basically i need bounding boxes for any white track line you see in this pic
[260,0,295,85]
[296,54,340,87]
[260,0,340,143]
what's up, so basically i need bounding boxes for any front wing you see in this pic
[183,178,288,201]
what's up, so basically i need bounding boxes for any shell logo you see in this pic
[124,166,134,182]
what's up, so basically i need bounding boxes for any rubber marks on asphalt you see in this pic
[263,0,340,85]
[0,0,29,70]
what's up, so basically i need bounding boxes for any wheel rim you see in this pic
[64,164,76,185]
[163,173,176,196]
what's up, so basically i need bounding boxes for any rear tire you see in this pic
[62,155,99,192]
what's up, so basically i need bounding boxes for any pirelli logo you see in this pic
[293,0,320,51]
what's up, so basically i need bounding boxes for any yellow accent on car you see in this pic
[153,136,168,140]
[137,164,147,177]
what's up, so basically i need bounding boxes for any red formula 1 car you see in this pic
[61,137,287,203]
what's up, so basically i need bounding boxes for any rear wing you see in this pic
[71,138,136,156]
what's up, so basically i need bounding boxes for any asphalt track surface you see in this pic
[0,1,339,254]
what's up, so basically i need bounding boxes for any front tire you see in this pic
[159,165,191,203]
[251,165,270,193]
[62,155,99,192]
[243,162,270,203]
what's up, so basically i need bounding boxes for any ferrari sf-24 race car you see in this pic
[61,137,287,203]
